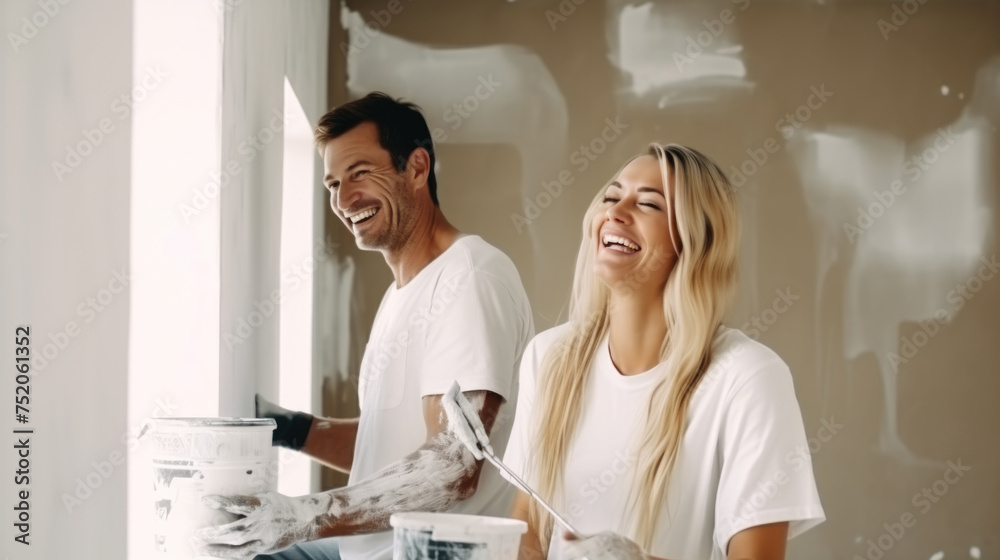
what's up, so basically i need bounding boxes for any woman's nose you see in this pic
[606,200,631,224]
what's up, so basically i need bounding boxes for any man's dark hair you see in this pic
[314,92,439,206]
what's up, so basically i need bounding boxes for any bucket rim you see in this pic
[145,417,277,429]
[389,513,527,536]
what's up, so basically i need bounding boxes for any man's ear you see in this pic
[405,148,431,195]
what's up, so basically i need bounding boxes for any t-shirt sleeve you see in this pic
[714,358,826,552]
[419,269,528,403]
[500,333,543,486]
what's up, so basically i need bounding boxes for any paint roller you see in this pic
[443,381,581,538]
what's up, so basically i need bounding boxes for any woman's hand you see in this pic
[561,530,647,560]
[195,491,332,559]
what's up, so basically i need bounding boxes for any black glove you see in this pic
[255,394,314,451]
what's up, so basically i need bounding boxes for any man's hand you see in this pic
[442,381,493,460]
[195,491,332,560]
[256,394,314,451]
[561,530,647,560]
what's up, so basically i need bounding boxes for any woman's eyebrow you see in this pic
[608,181,665,197]
[637,186,666,197]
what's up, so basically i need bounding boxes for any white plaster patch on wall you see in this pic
[785,58,999,466]
[341,8,567,158]
[609,0,751,103]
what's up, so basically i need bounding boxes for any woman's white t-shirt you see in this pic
[503,324,825,560]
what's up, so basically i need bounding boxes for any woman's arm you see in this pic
[558,521,789,560]
[511,490,547,560]
[726,522,789,560]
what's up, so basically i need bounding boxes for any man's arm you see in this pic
[197,390,503,559]
[300,417,359,474]
[255,394,358,474]
[313,389,502,536]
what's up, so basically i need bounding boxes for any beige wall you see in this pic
[323,1,1000,557]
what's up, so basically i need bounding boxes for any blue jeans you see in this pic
[256,537,341,560]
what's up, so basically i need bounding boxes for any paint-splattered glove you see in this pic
[442,380,492,460]
[255,393,314,450]
[561,530,647,560]
[195,492,332,560]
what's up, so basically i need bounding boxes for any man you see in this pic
[198,92,534,560]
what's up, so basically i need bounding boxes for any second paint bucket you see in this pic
[390,512,527,560]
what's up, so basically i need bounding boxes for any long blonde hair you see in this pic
[528,143,741,552]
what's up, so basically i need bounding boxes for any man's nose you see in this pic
[335,181,362,214]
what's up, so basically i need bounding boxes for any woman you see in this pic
[502,144,825,560]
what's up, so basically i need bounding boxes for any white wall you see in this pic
[216,0,330,498]
[1,0,132,556]
[128,1,329,557]
[127,1,226,556]
[1,0,328,557]
[218,0,329,418]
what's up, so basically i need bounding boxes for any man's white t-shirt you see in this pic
[338,235,534,560]
[503,324,825,560]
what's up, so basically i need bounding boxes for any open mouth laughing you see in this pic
[602,233,641,254]
[347,207,379,226]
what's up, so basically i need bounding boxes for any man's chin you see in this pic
[354,239,378,252]
[353,234,389,252]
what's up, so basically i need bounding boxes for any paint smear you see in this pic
[786,57,998,465]
[335,432,480,529]
[786,126,905,402]
[608,0,752,104]
[319,254,355,382]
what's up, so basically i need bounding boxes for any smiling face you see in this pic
[322,122,418,252]
[592,154,679,294]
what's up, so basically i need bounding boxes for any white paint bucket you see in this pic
[390,513,527,560]
[145,417,276,559]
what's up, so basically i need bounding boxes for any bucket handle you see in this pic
[137,420,151,441]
